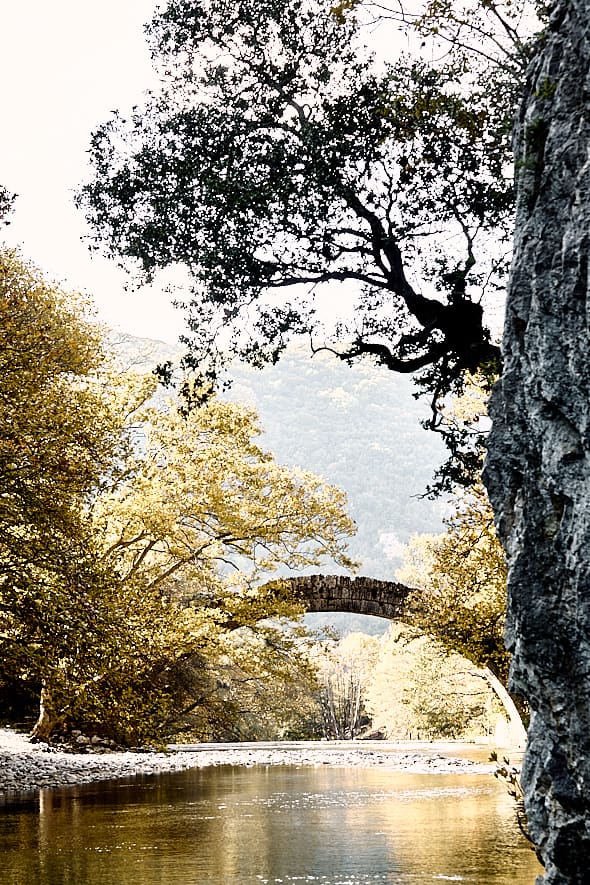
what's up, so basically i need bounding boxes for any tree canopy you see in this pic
[311,626,498,741]
[0,250,138,735]
[79,0,540,458]
[94,388,356,597]
[0,186,14,224]
[0,251,356,743]
[398,482,509,684]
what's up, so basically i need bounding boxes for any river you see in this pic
[0,755,543,885]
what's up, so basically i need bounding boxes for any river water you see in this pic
[0,763,543,884]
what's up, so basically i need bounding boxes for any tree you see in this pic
[188,624,322,741]
[81,384,357,743]
[0,250,126,726]
[398,484,509,684]
[79,0,540,450]
[0,257,178,741]
[0,251,357,743]
[399,639,492,740]
[29,377,357,743]
[318,626,495,741]
[93,388,356,596]
[313,632,380,739]
[397,482,527,743]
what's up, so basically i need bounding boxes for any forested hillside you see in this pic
[110,335,448,581]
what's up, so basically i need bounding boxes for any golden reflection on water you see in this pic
[366,775,541,882]
[0,766,543,885]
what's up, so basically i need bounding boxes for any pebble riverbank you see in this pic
[0,728,495,796]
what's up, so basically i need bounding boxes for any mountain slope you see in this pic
[109,334,447,578]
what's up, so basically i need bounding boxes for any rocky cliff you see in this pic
[484,2,590,881]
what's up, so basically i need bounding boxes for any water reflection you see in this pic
[0,766,542,885]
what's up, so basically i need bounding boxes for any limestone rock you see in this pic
[484,1,590,880]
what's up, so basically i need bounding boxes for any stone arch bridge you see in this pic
[286,574,414,620]
[269,573,526,748]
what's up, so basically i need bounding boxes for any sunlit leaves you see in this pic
[0,251,132,732]
[398,482,509,682]
[315,627,495,740]
[94,392,356,593]
[84,383,356,742]
[0,251,357,743]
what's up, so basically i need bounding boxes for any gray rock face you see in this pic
[484,2,590,881]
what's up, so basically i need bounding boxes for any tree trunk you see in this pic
[484,1,590,880]
[31,684,62,743]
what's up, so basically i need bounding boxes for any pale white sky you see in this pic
[0,0,188,343]
[0,1,378,346]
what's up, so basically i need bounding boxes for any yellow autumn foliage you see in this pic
[0,250,357,743]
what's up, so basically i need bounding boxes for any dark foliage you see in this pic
[79,0,531,486]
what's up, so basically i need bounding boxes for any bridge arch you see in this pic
[276,574,526,748]
[288,574,413,620]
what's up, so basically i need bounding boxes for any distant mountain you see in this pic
[229,349,448,572]
[108,334,449,634]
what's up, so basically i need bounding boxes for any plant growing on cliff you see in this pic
[78,0,541,482]
[490,751,535,847]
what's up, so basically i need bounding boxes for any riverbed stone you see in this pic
[0,730,495,795]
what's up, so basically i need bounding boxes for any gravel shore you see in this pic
[0,728,494,796]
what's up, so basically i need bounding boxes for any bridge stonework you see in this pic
[283,573,526,749]
[287,574,413,620]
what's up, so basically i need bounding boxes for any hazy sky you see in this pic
[0,0,188,343]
